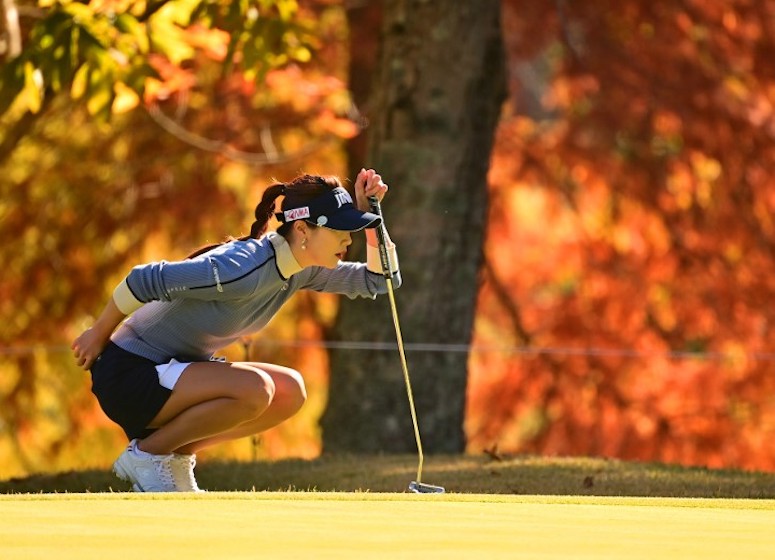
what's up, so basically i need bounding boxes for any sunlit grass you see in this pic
[1,492,774,560]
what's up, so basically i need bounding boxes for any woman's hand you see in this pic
[354,168,393,248]
[354,168,388,212]
[72,326,110,370]
[71,298,126,369]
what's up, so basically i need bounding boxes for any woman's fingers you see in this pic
[367,178,388,200]
[355,169,388,202]
[72,332,97,369]
[355,168,372,191]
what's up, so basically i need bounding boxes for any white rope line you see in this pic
[253,340,775,362]
[1,341,773,362]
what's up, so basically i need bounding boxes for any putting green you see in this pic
[1,493,774,559]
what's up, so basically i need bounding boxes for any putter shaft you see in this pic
[385,275,424,484]
[369,197,424,485]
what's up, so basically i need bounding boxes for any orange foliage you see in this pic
[468,0,775,472]
[0,0,353,478]
[144,55,198,102]
[181,25,230,61]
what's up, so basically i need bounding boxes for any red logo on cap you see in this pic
[284,207,311,221]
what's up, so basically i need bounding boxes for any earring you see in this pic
[301,238,307,250]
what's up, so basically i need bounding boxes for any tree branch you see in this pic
[145,104,326,166]
[1,0,21,58]
[482,254,533,345]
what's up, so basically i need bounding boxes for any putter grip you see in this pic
[368,196,394,279]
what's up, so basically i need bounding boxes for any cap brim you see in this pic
[319,208,381,232]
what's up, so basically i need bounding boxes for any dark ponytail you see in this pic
[249,182,286,238]
[186,174,340,258]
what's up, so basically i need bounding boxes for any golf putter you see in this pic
[368,196,445,494]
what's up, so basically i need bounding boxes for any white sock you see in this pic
[131,440,155,458]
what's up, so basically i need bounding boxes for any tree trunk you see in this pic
[321,0,507,453]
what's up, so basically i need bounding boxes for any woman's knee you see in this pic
[250,363,307,416]
[269,367,307,414]
[234,363,306,417]
[232,366,277,416]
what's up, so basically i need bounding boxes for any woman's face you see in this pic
[306,226,353,268]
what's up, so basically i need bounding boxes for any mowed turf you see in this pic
[1,493,774,559]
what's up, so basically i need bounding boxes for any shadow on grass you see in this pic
[2,454,775,498]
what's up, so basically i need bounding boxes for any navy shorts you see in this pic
[90,342,173,440]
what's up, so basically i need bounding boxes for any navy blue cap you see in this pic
[276,187,381,232]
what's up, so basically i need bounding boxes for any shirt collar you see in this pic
[267,232,302,279]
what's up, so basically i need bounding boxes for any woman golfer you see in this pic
[71,169,397,492]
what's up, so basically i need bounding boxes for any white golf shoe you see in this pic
[170,453,204,492]
[113,439,178,493]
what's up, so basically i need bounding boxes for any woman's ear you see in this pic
[293,221,308,238]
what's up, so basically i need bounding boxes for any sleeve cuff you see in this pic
[113,278,144,315]
[367,243,399,275]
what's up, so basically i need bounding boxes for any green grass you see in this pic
[1,492,774,559]
[2,453,775,497]
[3,456,775,559]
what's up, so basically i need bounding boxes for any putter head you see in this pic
[408,481,445,494]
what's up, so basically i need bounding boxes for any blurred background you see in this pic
[2,0,775,480]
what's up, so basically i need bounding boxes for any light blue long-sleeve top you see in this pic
[110,232,400,363]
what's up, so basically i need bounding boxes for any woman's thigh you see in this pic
[148,361,276,428]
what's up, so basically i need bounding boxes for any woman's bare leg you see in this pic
[137,362,307,456]
[137,361,276,455]
[172,363,307,454]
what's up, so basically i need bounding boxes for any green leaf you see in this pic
[23,62,44,114]
[70,22,81,69]
[115,13,149,53]
[275,0,298,21]
[63,2,99,26]
[71,64,89,99]
[122,62,159,94]
[85,64,114,119]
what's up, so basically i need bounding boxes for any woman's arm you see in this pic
[71,297,126,370]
